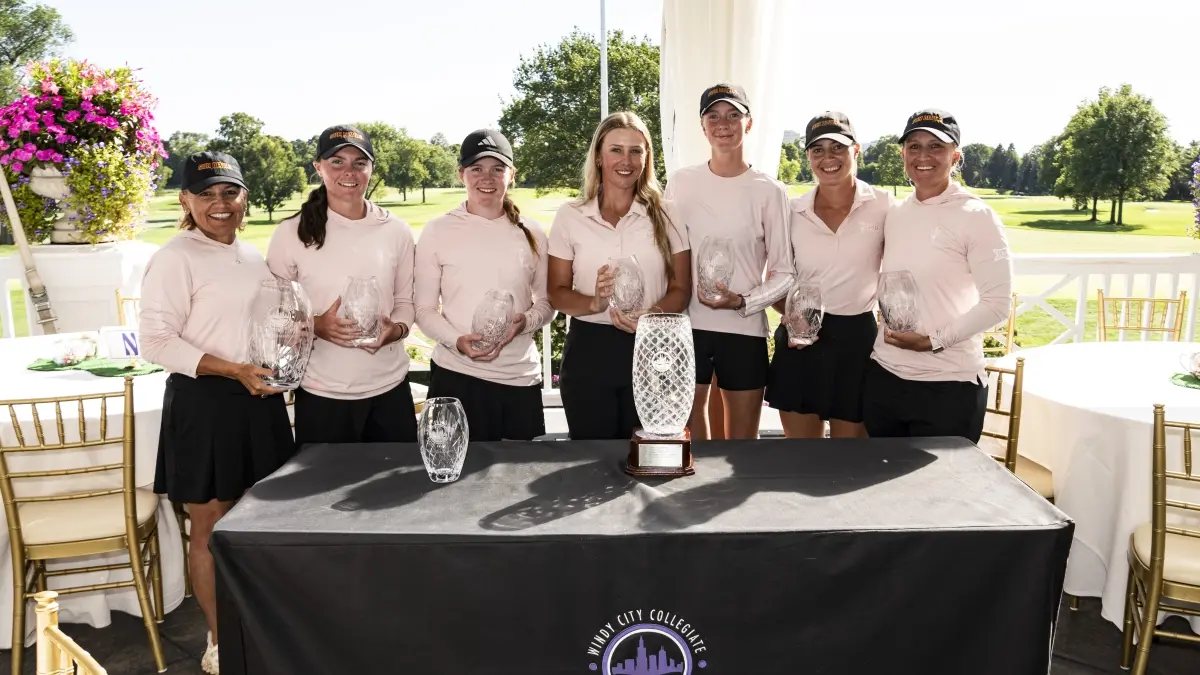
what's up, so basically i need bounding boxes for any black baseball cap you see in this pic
[459,129,514,168]
[804,112,856,149]
[317,124,375,162]
[181,151,246,194]
[699,83,750,115]
[899,109,961,145]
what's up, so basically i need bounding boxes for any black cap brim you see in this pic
[320,141,375,162]
[186,176,247,194]
[459,150,514,169]
[702,97,749,115]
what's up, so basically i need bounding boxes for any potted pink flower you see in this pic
[0,58,166,245]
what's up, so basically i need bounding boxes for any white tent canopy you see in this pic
[658,0,796,180]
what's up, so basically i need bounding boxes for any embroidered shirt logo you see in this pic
[930,226,943,241]
[993,248,1010,261]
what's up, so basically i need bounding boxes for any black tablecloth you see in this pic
[211,437,1073,675]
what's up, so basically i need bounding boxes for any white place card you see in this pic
[99,326,140,362]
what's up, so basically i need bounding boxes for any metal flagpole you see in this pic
[0,168,57,334]
[600,0,608,119]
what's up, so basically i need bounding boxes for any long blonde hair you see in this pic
[575,112,677,280]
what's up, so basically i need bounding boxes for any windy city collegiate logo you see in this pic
[585,609,708,674]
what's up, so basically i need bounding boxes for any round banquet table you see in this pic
[995,340,1200,633]
[0,333,185,649]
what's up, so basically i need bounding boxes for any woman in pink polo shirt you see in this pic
[140,152,295,673]
[766,112,891,439]
[267,124,418,446]
[415,129,555,441]
[664,83,795,440]
[864,109,1013,442]
[548,111,691,440]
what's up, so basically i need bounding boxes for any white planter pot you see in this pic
[25,165,116,245]
[28,166,69,200]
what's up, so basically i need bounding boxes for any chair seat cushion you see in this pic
[1015,456,1054,499]
[1133,523,1200,586]
[17,489,160,546]
[979,437,1054,499]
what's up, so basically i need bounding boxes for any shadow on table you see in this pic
[638,440,939,531]
[248,442,494,511]
[478,459,632,531]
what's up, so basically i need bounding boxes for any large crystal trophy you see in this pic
[784,282,824,347]
[627,313,695,478]
[697,236,734,302]
[337,276,382,346]
[471,289,515,352]
[608,255,645,315]
[878,270,920,333]
[418,397,469,483]
[248,279,315,390]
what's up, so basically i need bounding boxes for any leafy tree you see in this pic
[1057,99,1108,220]
[1164,140,1200,201]
[292,136,318,183]
[356,122,407,200]
[207,112,265,161]
[1014,147,1042,195]
[1037,137,1062,198]
[385,135,429,201]
[162,131,210,188]
[420,141,457,200]
[984,143,1019,192]
[960,144,993,188]
[777,147,800,184]
[499,29,662,192]
[241,135,305,222]
[1057,85,1172,224]
[873,142,906,195]
[0,0,73,102]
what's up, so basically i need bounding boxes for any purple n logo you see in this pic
[122,332,139,356]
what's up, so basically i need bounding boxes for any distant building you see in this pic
[782,129,803,145]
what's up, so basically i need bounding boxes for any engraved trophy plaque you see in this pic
[628,313,695,477]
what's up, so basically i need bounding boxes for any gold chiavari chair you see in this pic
[113,291,140,328]
[1120,405,1200,674]
[1098,290,1186,342]
[35,590,108,674]
[981,357,1054,500]
[982,293,1019,358]
[0,376,165,674]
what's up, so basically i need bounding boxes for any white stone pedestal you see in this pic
[20,241,159,335]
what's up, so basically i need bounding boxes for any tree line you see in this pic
[159,114,460,222]
[498,32,1198,229]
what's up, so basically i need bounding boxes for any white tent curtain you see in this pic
[659,0,796,180]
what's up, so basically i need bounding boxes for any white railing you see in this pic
[0,255,31,339]
[1012,253,1199,344]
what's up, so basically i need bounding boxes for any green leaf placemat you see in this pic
[1170,373,1200,390]
[28,357,164,377]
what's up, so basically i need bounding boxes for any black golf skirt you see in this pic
[154,374,296,504]
[427,360,546,441]
[765,311,877,423]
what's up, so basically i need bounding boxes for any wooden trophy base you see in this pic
[625,427,694,478]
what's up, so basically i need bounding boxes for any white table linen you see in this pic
[996,341,1200,633]
[0,334,185,648]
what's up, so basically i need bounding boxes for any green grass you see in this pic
[3,185,1198,345]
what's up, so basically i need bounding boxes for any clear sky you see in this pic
[41,0,1200,155]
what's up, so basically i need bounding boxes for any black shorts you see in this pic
[861,360,988,443]
[427,360,546,442]
[693,328,769,390]
[765,311,877,422]
[558,319,640,440]
[154,374,296,504]
[293,379,418,447]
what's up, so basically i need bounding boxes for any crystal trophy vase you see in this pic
[608,255,645,315]
[418,397,470,483]
[697,236,734,302]
[471,289,514,353]
[248,279,315,391]
[878,270,920,333]
[628,313,695,477]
